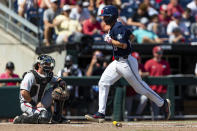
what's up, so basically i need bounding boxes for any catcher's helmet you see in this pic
[99,5,118,25]
[36,54,55,73]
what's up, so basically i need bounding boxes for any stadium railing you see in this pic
[0,3,42,49]
[0,75,197,121]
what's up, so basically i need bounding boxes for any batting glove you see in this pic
[104,34,112,44]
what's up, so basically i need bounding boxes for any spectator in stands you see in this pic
[70,1,90,24]
[191,15,197,40]
[0,61,19,87]
[127,3,149,28]
[86,50,107,77]
[182,8,195,29]
[38,0,53,9]
[43,0,59,46]
[169,27,185,44]
[17,0,37,17]
[144,46,171,119]
[158,4,171,27]
[133,17,164,44]
[142,0,159,16]
[83,11,102,35]
[167,12,189,36]
[167,0,184,19]
[187,0,197,17]
[125,52,149,121]
[147,14,166,36]
[53,4,82,44]
[60,0,77,8]
[57,55,82,115]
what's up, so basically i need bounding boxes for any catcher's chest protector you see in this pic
[24,70,52,102]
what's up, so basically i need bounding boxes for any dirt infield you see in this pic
[1,121,197,131]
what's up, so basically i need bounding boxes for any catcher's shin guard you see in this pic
[13,114,39,124]
[52,100,64,122]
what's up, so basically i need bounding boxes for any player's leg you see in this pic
[13,102,47,124]
[85,60,122,122]
[119,55,170,120]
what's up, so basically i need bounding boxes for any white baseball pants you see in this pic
[98,55,164,114]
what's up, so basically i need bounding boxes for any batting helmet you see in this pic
[99,5,118,25]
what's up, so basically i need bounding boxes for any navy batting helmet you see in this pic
[99,5,118,25]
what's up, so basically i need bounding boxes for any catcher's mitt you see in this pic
[52,87,70,101]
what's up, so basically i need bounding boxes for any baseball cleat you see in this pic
[51,114,70,124]
[85,112,105,123]
[161,99,171,120]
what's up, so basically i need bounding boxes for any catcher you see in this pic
[13,54,70,124]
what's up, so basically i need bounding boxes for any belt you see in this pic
[114,55,128,60]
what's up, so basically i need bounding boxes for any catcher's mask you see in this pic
[36,54,55,76]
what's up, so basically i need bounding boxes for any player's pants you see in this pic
[20,88,53,116]
[98,55,164,114]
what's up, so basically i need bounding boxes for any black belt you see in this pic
[114,55,128,60]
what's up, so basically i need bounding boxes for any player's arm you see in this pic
[20,90,32,102]
[20,73,37,106]
[51,76,67,89]
[111,39,127,49]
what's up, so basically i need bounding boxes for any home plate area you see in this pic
[1,121,197,131]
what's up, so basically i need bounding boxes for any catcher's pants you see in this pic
[20,88,53,116]
[98,55,164,114]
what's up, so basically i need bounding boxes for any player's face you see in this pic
[103,16,111,25]
[154,51,163,59]
[6,68,14,75]
[39,63,53,74]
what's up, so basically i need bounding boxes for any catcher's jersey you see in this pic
[20,71,59,103]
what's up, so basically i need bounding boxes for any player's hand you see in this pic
[104,34,112,44]
[90,56,97,65]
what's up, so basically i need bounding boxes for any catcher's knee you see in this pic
[38,110,51,124]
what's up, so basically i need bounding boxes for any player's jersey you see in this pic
[20,71,59,103]
[109,22,132,57]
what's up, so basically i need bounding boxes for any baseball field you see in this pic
[1,120,197,131]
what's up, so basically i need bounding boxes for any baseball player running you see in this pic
[13,54,70,124]
[85,5,171,123]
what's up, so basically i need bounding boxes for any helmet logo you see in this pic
[101,9,104,14]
